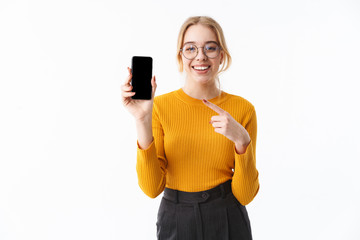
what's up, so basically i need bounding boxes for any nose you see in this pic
[195,47,207,61]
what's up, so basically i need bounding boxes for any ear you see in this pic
[220,51,224,64]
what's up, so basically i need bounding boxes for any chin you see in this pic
[189,71,213,82]
[192,76,214,85]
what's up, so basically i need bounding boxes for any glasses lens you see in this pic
[182,44,197,59]
[204,43,220,58]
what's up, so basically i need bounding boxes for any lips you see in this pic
[192,65,211,74]
[192,65,210,70]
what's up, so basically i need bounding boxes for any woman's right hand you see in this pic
[121,67,157,121]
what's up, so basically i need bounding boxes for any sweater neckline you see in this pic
[175,88,230,106]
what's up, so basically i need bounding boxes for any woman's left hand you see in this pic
[202,99,251,154]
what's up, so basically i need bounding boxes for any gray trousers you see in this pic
[156,180,253,240]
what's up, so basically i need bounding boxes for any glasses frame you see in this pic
[180,42,222,60]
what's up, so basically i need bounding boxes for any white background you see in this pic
[1,0,360,239]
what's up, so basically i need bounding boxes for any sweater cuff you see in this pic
[234,140,252,156]
[234,140,254,169]
[137,139,156,159]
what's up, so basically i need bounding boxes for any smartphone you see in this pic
[131,56,153,100]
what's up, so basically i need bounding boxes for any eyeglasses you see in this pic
[180,42,222,60]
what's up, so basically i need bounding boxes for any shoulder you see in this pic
[153,90,178,105]
[221,92,256,124]
[224,92,255,113]
[154,90,177,101]
[152,90,181,115]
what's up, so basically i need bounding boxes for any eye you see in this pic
[205,45,217,52]
[185,46,196,52]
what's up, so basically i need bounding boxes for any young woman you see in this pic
[121,16,259,240]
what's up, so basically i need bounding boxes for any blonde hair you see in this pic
[176,16,232,75]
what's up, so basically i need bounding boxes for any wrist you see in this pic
[135,116,153,150]
[234,133,251,154]
[135,115,152,124]
[234,128,250,146]
[235,140,250,154]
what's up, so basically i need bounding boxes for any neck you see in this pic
[182,79,221,100]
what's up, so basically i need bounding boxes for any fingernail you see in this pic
[202,99,207,103]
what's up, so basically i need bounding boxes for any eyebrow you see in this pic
[183,41,219,45]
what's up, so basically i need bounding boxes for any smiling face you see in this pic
[181,24,223,85]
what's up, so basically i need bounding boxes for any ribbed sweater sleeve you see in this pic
[232,107,259,205]
[135,102,167,198]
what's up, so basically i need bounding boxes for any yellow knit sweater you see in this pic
[136,88,259,205]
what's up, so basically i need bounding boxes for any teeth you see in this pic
[193,66,210,70]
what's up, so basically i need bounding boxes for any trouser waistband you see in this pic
[163,180,232,204]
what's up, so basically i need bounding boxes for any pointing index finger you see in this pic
[202,99,226,115]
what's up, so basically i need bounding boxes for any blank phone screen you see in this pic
[131,56,152,100]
